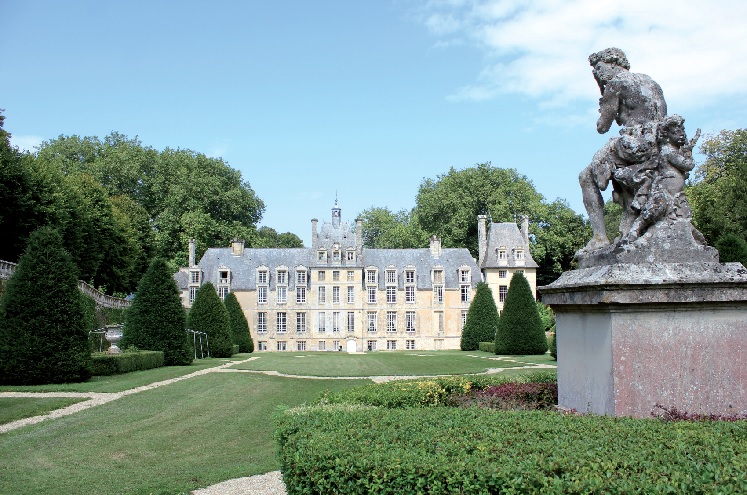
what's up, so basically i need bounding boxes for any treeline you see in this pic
[0,111,301,295]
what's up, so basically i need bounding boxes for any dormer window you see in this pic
[189,269,201,285]
[277,269,288,285]
[332,250,341,262]
[219,269,230,284]
[346,250,355,261]
[498,249,507,260]
[386,269,397,285]
[257,269,268,285]
[318,250,327,262]
[514,249,524,260]
[296,269,307,285]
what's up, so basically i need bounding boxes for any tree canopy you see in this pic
[254,226,304,248]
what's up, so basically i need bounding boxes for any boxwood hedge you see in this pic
[91,350,164,376]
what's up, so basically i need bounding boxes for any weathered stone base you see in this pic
[540,262,747,418]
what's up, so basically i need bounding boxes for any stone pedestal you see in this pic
[540,262,747,418]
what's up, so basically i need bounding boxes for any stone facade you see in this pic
[177,204,537,352]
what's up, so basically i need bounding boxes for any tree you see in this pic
[255,226,304,248]
[494,273,547,355]
[358,207,427,249]
[224,292,254,353]
[120,258,192,365]
[460,282,500,350]
[187,283,234,357]
[715,233,747,265]
[688,129,747,246]
[0,227,92,384]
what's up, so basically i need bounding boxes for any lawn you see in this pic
[0,397,89,424]
[230,350,555,376]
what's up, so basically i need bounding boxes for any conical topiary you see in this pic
[187,282,234,358]
[121,258,192,365]
[224,292,253,353]
[494,272,547,355]
[460,282,499,351]
[0,227,92,384]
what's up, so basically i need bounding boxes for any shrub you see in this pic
[460,282,499,351]
[187,282,233,358]
[448,382,558,410]
[120,258,192,366]
[549,327,557,359]
[91,350,164,375]
[0,227,92,384]
[494,273,548,355]
[224,292,253,353]
[537,301,555,331]
[478,341,495,353]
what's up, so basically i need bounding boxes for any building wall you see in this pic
[484,267,537,314]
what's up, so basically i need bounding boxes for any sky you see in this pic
[3,0,747,247]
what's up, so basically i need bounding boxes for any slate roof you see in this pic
[363,248,480,289]
[482,222,539,269]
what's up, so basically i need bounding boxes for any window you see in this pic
[219,270,230,284]
[405,270,415,284]
[277,270,287,285]
[433,285,444,304]
[386,286,396,304]
[367,312,377,332]
[432,269,444,284]
[333,270,340,281]
[332,250,341,261]
[386,270,397,285]
[318,271,325,282]
[296,270,307,285]
[277,312,287,333]
[405,311,416,333]
[318,250,327,262]
[347,312,355,332]
[318,341,326,351]
[318,286,326,304]
[276,286,287,304]
[257,270,268,284]
[296,312,306,332]
[498,249,507,261]
[190,270,200,284]
[367,286,377,304]
[406,339,415,350]
[277,341,287,351]
[499,270,507,279]
[460,285,470,303]
[332,312,340,333]
[515,249,524,260]
[257,286,268,304]
[387,340,397,350]
[347,286,355,304]
[436,311,444,334]
[516,269,524,274]
[386,311,397,332]
[296,286,306,304]
[297,341,306,351]
[347,251,355,262]
[459,269,470,283]
[499,285,508,303]
[405,286,415,303]
[461,310,468,328]
[367,340,377,351]
[332,340,340,351]
[366,269,377,284]
[347,270,355,282]
[189,287,199,305]
[318,312,326,333]
[332,286,340,304]
[258,341,267,351]
[257,312,267,333]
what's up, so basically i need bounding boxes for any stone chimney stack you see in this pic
[429,235,442,258]
[189,239,196,267]
[231,238,244,256]
[355,217,363,252]
[311,218,318,248]
[477,215,487,267]
[521,215,530,246]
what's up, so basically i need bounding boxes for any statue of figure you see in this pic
[578,48,668,252]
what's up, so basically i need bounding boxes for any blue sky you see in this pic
[3,0,746,247]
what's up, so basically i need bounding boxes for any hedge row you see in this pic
[91,350,164,376]
[478,341,495,353]
[277,405,747,494]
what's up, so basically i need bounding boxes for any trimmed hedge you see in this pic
[277,406,747,495]
[478,342,495,353]
[91,350,164,376]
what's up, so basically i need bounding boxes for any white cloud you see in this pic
[9,134,43,153]
[418,0,747,113]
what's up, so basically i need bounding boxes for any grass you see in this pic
[0,398,89,424]
[230,350,555,376]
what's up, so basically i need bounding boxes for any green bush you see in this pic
[91,350,164,375]
[549,327,557,359]
[537,301,555,331]
[224,292,253,353]
[277,406,747,494]
[495,273,548,355]
[120,258,192,366]
[478,342,495,353]
[187,283,234,358]
[715,233,747,265]
[460,282,499,351]
[0,227,92,384]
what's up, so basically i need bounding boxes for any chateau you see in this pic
[176,202,537,352]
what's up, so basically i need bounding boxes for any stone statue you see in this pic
[576,48,711,266]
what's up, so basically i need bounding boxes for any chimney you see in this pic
[521,215,530,246]
[231,238,244,256]
[355,217,363,252]
[477,215,487,267]
[189,239,196,267]
[311,218,318,248]
[429,235,442,258]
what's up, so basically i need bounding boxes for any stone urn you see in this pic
[105,324,123,354]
